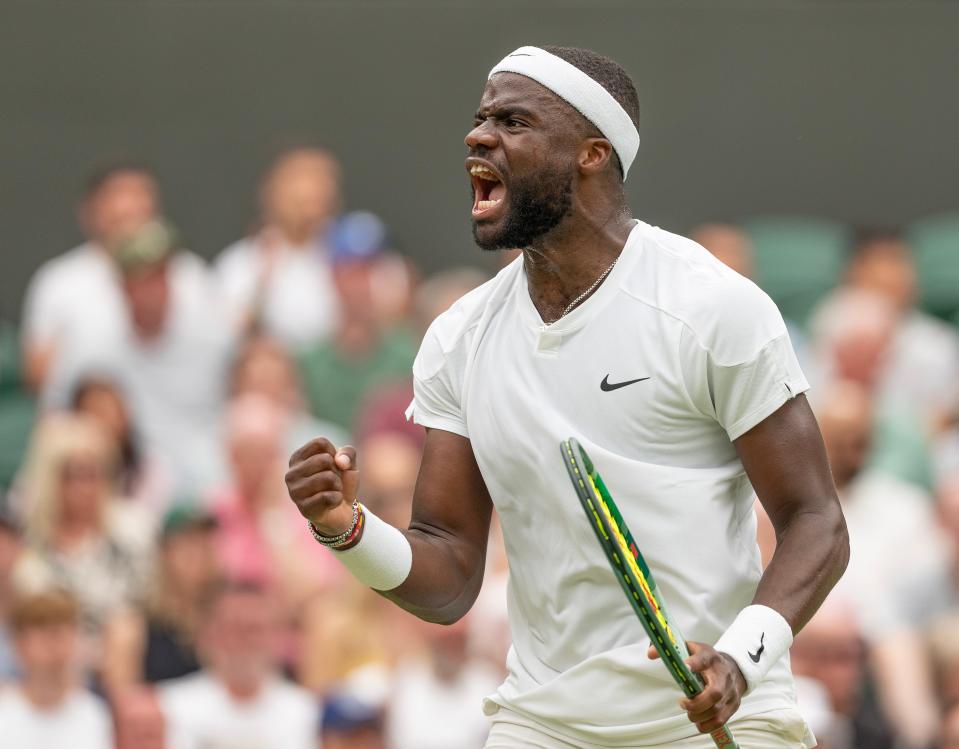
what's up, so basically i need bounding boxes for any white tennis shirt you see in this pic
[407,220,810,746]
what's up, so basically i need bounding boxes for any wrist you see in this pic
[713,604,793,694]
[308,500,361,549]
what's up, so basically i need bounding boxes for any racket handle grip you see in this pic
[709,725,739,749]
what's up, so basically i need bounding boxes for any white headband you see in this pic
[488,46,640,180]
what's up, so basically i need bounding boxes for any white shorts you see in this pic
[484,707,816,748]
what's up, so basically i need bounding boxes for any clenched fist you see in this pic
[285,438,360,536]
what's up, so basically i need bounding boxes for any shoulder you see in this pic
[25,245,105,295]
[627,223,787,365]
[214,237,256,272]
[415,262,519,380]
[67,690,111,722]
[158,672,210,706]
[269,678,316,712]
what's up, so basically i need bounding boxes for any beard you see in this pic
[472,161,574,251]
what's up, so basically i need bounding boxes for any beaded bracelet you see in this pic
[308,499,361,549]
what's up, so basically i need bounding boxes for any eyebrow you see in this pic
[474,104,539,122]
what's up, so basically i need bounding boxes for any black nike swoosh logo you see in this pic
[600,374,651,392]
[748,632,766,663]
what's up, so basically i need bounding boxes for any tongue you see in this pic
[489,182,506,202]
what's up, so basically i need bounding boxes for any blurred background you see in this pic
[0,1,958,748]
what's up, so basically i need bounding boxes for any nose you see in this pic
[465,119,497,150]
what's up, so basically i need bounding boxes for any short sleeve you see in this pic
[21,264,62,346]
[404,320,469,438]
[680,276,809,441]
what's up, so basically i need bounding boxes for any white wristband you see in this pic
[332,507,413,591]
[713,604,793,693]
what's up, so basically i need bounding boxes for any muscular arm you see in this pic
[734,393,849,633]
[285,428,493,626]
[380,428,494,624]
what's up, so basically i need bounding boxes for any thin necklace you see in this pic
[543,256,618,326]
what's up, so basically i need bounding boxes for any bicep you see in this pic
[733,394,838,531]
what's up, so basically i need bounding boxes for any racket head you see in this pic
[560,438,703,698]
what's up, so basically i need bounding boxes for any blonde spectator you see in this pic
[12,414,150,643]
[101,505,221,693]
[216,147,342,350]
[0,591,112,749]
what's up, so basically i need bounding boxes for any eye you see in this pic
[506,118,526,128]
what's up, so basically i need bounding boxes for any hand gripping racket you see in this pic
[560,438,739,749]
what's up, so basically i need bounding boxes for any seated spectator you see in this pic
[386,616,500,749]
[321,691,387,749]
[0,591,112,749]
[20,159,159,395]
[71,376,173,515]
[216,147,342,350]
[112,685,167,749]
[158,581,316,749]
[12,414,150,646]
[299,211,416,433]
[102,505,221,692]
[211,394,339,607]
[791,598,895,749]
[839,228,959,430]
[817,381,946,746]
[812,289,933,488]
[229,334,349,453]
[0,509,23,680]
[55,220,237,494]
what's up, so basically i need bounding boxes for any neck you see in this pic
[21,675,71,710]
[523,203,634,324]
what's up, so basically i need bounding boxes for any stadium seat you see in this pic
[0,321,35,493]
[907,212,959,320]
[740,215,849,328]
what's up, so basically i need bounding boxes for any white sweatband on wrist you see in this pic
[332,507,412,592]
[713,604,793,693]
[488,46,640,180]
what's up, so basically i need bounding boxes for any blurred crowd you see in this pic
[0,151,956,749]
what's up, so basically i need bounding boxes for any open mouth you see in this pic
[469,163,506,219]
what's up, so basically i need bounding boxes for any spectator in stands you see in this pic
[812,289,932,488]
[791,597,894,749]
[71,376,173,515]
[0,591,112,749]
[102,505,220,692]
[216,147,342,350]
[0,509,23,679]
[158,581,316,749]
[229,334,349,453]
[321,691,387,749]
[211,394,339,607]
[20,159,159,395]
[819,229,959,430]
[816,380,946,746]
[299,211,416,433]
[55,220,237,494]
[12,414,150,644]
[386,615,499,749]
[112,686,167,749]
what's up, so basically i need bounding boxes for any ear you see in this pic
[578,138,615,177]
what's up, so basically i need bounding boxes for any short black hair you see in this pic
[82,158,156,201]
[541,45,640,177]
[850,227,908,260]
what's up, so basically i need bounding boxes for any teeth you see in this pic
[469,165,500,181]
[476,199,501,211]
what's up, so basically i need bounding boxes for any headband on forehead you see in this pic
[488,46,640,180]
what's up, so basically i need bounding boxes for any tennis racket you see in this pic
[560,438,739,749]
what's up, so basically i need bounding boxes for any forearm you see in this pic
[753,500,849,633]
[377,522,487,624]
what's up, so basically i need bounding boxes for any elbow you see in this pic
[828,501,851,581]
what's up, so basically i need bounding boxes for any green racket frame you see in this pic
[561,438,739,749]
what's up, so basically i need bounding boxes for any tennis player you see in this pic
[286,45,849,748]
